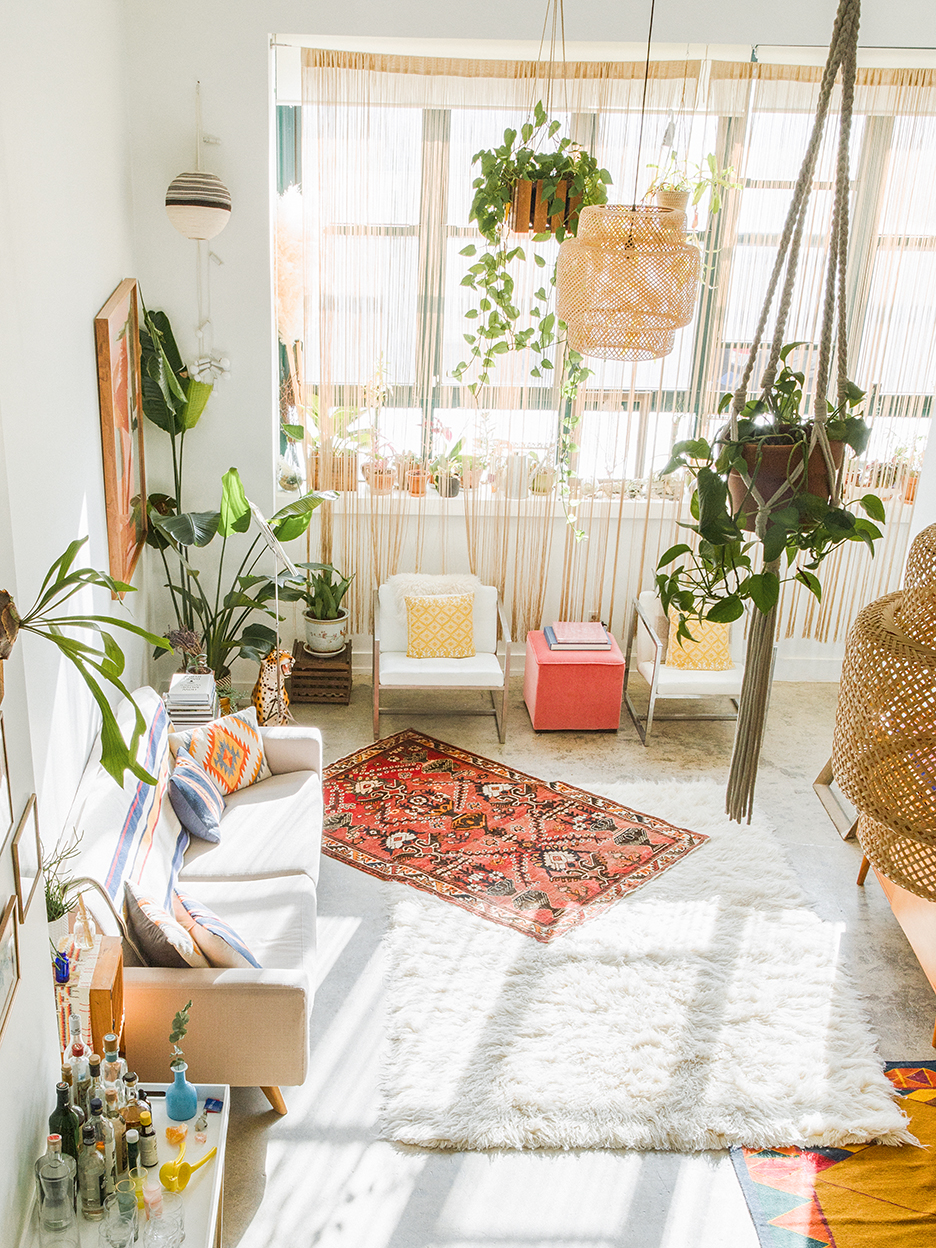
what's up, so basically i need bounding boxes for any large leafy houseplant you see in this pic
[454,102,611,396]
[155,468,335,677]
[656,345,886,641]
[0,539,172,784]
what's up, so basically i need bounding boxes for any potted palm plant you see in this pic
[282,563,354,655]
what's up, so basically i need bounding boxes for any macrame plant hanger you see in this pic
[725,0,861,822]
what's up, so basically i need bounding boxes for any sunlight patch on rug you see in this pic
[380,781,912,1153]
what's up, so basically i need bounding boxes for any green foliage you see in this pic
[154,469,335,674]
[14,539,172,785]
[656,349,885,633]
[140,308,213,440]
[43,828,83,922]
[646,151,741,214]
[169,998,193,1067]
[453,103,607,399]
[282,563,354,620]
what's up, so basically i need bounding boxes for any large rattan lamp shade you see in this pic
[556,205,701,361]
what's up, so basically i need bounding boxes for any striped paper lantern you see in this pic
[165,171,232,240]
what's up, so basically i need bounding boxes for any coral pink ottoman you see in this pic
[523,630,625,730]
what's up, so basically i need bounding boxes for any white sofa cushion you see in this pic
[179,875,317,982]
[378,652,504,687]
[636,659,745,698]
[179,769,323,883]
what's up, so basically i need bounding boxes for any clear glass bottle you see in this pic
[90,1096,117,1195]
[77,1123,106,1220]
[65,1017,92,1122]
[105,1087,128,1174]
[119,1073,143,1129]
[35,1134,80,1248]
[102,1034,127,1103]
[88,1054,106,1107]
[138,1110,159,1168]
[49,1082,82,1166]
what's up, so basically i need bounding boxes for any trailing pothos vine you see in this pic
[453,103,610,536]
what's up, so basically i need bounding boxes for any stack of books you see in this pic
[164,671,220,727]
[543,621,612,651]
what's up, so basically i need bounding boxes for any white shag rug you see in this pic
[380,781,913,1152]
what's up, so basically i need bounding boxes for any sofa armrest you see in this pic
[123,967,310,1087]
[260,726,323,778]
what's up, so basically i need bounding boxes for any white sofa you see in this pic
[65,687,322,1114]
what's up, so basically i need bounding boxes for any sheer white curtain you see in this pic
[277,51,935,642]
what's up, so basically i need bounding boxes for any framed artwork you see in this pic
[0,896,19,1045]
[0,711,12,846]
[11,795,40,923]
[94,278,147,588]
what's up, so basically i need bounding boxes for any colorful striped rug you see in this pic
[731,1063,936,1247]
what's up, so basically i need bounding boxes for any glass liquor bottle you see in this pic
[35,1135,80,1248]
[77,1123,106,1220]
[49,1082,83,1165]
[119,1072,144,1128]
[90,1097,117,1195]
[102,1034,126,1102]
[88,1054,106,1107]
[105,1087,128,1175]
[138,1110,159,1168]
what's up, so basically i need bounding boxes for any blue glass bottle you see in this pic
[165,1062,198,1121]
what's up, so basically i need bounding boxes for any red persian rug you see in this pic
[322,730,708,941]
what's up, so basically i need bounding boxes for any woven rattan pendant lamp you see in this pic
[555,0,701,361]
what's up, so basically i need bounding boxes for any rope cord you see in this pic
[631,0,658,208]
[725,0,862,823]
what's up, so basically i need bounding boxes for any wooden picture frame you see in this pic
[0,896,19,1044]
[94,278,146,588]
[0,711,12,847]
[11,795,40,923]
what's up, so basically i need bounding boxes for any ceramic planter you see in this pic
[435,472,461,498]
[728,439,845,531]
[461,467,486,489]
[363,464,394,494]
[530,467,556,495]
[304,609,350,655]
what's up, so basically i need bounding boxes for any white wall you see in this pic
[0,2,145,1243]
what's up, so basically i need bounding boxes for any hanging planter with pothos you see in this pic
[453,101,611,397]
[656,343,885,642]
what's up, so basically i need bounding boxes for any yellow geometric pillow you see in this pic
[405,593,475,659]
[664,615,734,671]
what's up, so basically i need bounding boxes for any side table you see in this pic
[287,639,352,704]
[523,629,625,730]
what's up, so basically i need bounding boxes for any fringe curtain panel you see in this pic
[277,50,936,642]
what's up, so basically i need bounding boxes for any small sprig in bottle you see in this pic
[169,1000,192,1070]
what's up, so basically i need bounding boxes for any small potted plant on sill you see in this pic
[529,449,558,495]
[430,438,463,498]
[362,456,395,494]
[455,453,487,490]
[646,151,740,218]
[656,343,885,636]
[283,563,354,655]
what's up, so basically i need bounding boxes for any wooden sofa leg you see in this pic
[857,855,871,886]
[261,1086,288,1115]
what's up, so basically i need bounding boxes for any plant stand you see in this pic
[287,640,352,704]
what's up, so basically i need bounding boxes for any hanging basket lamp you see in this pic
[556,204,701,361]
[165,170,232,241]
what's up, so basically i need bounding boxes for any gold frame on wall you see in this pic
[0,711,12,845]
[94,278,147,587]
[0,895,20,1044]
[11,795,40,923]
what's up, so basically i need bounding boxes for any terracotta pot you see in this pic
[727,439,845,531]
[406,468,428,497]
[326,452,359,492]
[655,189,690,214]
[509,179,582,235]
[461,467,485,489]
[363,464,394,494]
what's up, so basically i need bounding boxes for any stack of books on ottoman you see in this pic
[543,621,611,650]
[164,671,220,727]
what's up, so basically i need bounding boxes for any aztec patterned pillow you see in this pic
[405,593,475,659]
[168,748,225,842]
[664,615,734,671]
[173,891,261,969]
[124,881,209,969]
[168,706,271,795]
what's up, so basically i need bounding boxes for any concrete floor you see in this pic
[221,678,936,1248]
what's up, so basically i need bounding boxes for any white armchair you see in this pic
[373,579,511,742]
[623,590,747,745]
